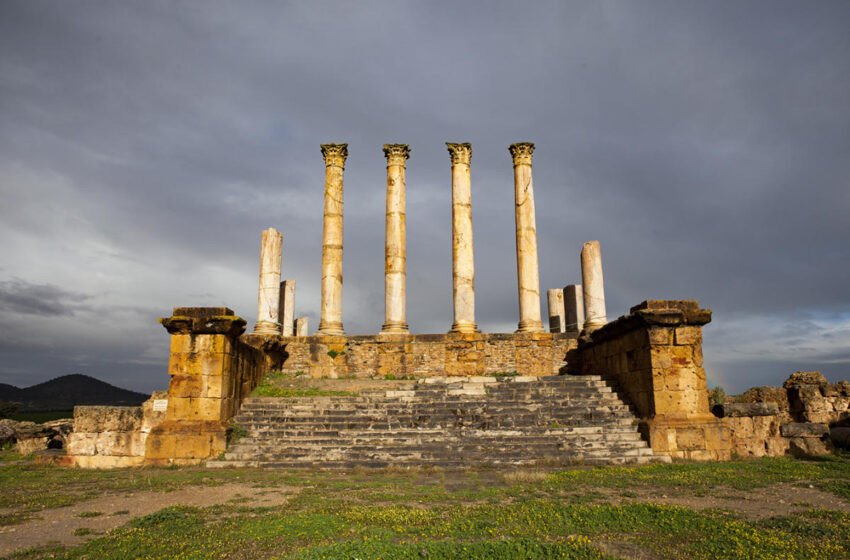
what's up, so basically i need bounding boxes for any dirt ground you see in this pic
[0,483,297,557]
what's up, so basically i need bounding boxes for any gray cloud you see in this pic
[0,279,92,317]
[1,1,849,393]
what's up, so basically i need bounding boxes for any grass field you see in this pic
[1,453,849,559]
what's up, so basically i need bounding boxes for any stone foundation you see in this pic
[254,332,577,379]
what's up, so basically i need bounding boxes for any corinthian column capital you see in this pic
[321,143,348,168]
[508,142,535,166]
[446,142,472,165]
[383,144,411,166]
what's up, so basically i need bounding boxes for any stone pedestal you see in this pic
[279,279,296,336]
[509,142,544,333]
[447,142,478,333]
[147,307,263,465]
[547,289,566,333]
[254,228,282,335]
[564,284,584,334]
[380,144,411,335]
[318,144,347,335]
[580,241,607,331]
[295,316,309,337]
[578,300,731,460]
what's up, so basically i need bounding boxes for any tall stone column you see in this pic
[278,279,296,336]
[318,144,347,336]
[581,241,607,331]
[509,142,544,333]
[380,144,411,335]
[447,142,478,333]
[547,289,565,333]
[563,284,585,334]
[254,228,283,335]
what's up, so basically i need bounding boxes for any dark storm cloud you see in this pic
[1,1,848,393]
[0,279,92,317]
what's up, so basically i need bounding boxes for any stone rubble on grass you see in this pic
[0,418,73,454]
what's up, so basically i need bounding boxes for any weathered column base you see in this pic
[582,320,606,333]
[449,320,479,334]
[516,319,544,334]
[317,321,345,336]
[253,321,280,335]
[379,321,409,335]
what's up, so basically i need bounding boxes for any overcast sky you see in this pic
[1,1,848,394]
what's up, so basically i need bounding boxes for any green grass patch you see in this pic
[14,500,847,560]
[486,371,520,377]
[250,377,358,398]
[545,456,850,493]
[76,511,103,518]
[290,536,610,559]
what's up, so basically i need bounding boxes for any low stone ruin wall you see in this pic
[251,332,577,379]
[714,371,850,458]
[0,418,72,455]
[65,391,167,468]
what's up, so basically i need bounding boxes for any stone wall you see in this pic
[577,300,731,460]
[714,371,849,458]
[145,308,265,465]
[259,332,576,379]
[65,391,167,468]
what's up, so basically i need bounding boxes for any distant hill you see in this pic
[0,383,20,401]
[0,374,149,411]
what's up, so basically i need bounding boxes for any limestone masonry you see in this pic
[57,142,847,468]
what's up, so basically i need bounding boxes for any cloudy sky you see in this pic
[1,1,848,394]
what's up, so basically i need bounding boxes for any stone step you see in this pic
[228,434,646,451]
[208,372,667,469]
[235,408,631,421]
[239,395,627,410]
[210,451,665,470]
[223,444,656,462]
[238,426,642,439]
[240,393,622,408]
[224,444,653,462]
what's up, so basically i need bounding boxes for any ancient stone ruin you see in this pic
[55,142,848,468]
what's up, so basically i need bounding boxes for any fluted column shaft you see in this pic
[318,144,347,335]
[509,142,544,333]
[447,142,478,333]
[254,228,283,335]
[581,240,607,331]
[380,144,410,334]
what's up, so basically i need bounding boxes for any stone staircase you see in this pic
[207,375,670,469]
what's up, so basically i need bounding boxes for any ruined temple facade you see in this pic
[62,141,841,468]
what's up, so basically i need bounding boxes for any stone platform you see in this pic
[242,332,578,380]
